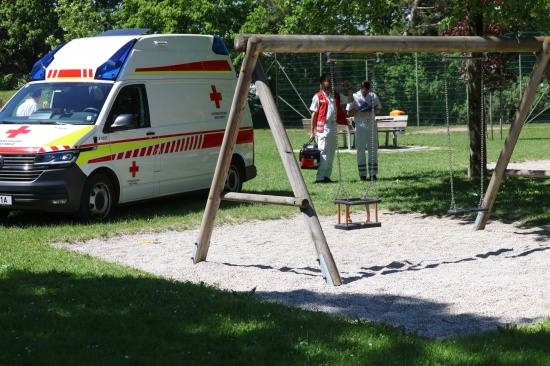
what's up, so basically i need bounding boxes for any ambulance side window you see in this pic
[106,84,150,130]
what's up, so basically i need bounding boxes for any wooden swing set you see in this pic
[191,34,550,286]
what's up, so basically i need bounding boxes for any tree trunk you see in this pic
[403,0,421,36]
[467,11,486,178]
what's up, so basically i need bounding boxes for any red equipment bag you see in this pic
[299,138,320,169]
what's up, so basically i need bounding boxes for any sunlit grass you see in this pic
[1,125,550,364]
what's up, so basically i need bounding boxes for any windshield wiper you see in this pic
[37,121,69,125]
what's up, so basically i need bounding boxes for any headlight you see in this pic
[34,150,79,167]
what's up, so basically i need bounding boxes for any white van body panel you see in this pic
[0,31,256,220]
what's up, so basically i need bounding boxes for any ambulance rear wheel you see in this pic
[76,173,115,222]
[225,158,244,193]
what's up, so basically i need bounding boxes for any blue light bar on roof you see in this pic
[29,43,67,81]
[95,39,137,80]
[212,36,229,55]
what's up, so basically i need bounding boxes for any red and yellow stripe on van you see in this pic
[84,126,253,164]
[134,60,233,75]
[46,69,95,80]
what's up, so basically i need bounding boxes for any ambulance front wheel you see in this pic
[225,158,244,193]
[76,173,115,222]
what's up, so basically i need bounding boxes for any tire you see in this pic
[75,173,115,222]
[225,158,244,193]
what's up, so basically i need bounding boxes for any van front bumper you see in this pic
[0,165,87,213]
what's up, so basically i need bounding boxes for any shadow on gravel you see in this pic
[257,289,543,340]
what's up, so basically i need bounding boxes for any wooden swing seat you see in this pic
[333,197,382,230]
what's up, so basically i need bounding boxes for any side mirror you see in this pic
[110,114,138,131]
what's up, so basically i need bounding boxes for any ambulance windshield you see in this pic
[0,82,113,125]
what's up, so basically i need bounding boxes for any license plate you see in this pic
[0,195,12,206]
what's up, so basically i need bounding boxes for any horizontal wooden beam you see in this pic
[505,169,550,178]
[221,192,310,208]
[235,34,549,54]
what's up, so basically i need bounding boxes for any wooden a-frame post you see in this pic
[474,39,550,230]
[192,36,342,286]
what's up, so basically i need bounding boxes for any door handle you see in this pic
[146,131,155,136]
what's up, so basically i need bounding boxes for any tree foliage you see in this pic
[436,0,550,177]
[53,0,121,44]
[0,0,62,88]
[118,0,253,40]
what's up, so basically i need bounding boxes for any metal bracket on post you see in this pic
[317,254,334,287]
[192,36,262,263]
[191,242,199,262]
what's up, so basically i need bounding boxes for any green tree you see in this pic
[0,0,62,88]
[118,0,254,46]
[382,0,550,177]
[53,0,120,43]
[439,0,550,177]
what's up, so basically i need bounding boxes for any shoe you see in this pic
[360,176,367,181]
[323,177,332,183]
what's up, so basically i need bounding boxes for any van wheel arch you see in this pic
[226,155,245,193]
[75,170,119,222]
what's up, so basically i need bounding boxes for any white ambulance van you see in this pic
[0,29,256,221]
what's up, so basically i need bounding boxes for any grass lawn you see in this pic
[1,124,550,365]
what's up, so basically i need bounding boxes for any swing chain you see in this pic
[445,56,487,213]
[365,61,379,199]
[330,61,348,200]
[479,62,486,208]
[444,62,457,211]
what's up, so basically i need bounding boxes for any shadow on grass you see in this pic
[1,269,549,364]
[0,269,419,364]
[1,190,208,227]
[1,189,260,228]
[3,170,550,229]
[379,171,550,226]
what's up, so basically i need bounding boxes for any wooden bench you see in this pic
[376,115,409,147]
[302,115,408,149]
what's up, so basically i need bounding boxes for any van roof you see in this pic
[30,32,232,82]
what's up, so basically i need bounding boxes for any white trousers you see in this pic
[316,122,337,181]
[355,120,378,177]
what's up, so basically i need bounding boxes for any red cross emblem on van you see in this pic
[210,85,222,108]
[6,126,31,138]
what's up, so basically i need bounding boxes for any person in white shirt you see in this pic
[347,81,382,181]
[16,90,42,116]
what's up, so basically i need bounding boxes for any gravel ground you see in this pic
[53,204,550,339]
[52,159,550,340]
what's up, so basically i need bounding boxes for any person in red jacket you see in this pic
[309,74,353,183]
